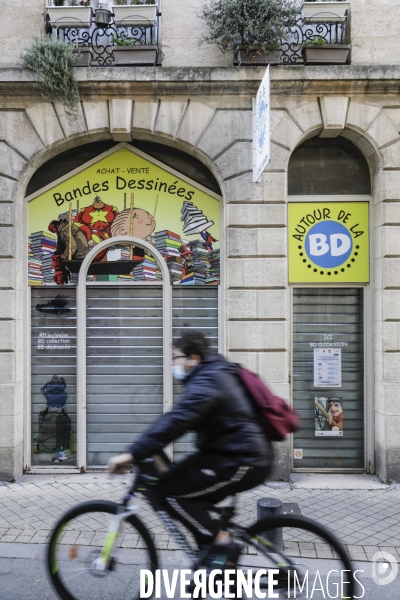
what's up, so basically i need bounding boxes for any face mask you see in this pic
[172,364,187,381]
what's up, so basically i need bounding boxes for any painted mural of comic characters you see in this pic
[110,207,156,242]
[48,219,90,285]
[181,244,194,272]
[200,230,218,252]
[74,195,119,260]
[36,293,70,315]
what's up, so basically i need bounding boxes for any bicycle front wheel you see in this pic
[240,514,355,599]
[47,500,158,600]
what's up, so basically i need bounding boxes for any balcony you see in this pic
[233,5,349,66]
[46,1,348,68]
[46,1,161,67]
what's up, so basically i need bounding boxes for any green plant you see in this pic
[304,36,327,45]
[53,0,65,6]
[19,35,81,118]
[200,0,300,58]
[111,33,143,46]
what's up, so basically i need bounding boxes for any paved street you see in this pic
[1,472,399,561]
[1,473,400,598]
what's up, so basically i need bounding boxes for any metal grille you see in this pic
[31,287,77,466]
[292,288,364,470]
[86,286,163,466]
[172,287,219,463]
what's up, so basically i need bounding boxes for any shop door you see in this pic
[86,286,163,466]
[292,288,365,470]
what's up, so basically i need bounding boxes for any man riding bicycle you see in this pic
[108,330,273,568]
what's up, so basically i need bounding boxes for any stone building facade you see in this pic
[1,0,400,481]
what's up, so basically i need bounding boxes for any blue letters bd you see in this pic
[305,221,353,268]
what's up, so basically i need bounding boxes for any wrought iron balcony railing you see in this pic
[48,2,161,67]
[47,4,347,67]
[280,12,348,64]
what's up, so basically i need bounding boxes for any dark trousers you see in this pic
[153,452,271,543]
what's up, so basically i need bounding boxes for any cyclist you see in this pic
[108,330,273,567]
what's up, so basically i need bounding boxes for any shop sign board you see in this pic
[253,66,270,183]
[26,144,221,287]
[288,202,369,283]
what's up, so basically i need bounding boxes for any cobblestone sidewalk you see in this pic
[1,474,400,562]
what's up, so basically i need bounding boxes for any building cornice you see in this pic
[0,66,400,98]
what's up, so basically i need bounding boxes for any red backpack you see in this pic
[235,365,300,441]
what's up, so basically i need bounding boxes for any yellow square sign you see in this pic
[288,202,369,283]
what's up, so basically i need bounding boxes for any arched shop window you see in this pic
[27,143,221,471]
[288,137,371,196]
[287,136,371,472]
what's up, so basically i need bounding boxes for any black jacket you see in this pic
[130,354,272,467]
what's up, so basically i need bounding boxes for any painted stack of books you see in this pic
[117,246,135,281]
[206,248,220,284]
[42,254,55,284]
[154,230,182,258]
[28,236,44,286]
[29,231,57,285]
[168,258,183,284]
[189,240,211,273]
[181,202,214,236]
[154,230,183,284]
[132,253,158,281]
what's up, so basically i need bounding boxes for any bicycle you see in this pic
[47,457,356,600]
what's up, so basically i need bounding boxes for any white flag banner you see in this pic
[253,66,271,183]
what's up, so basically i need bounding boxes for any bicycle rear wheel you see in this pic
[47,500,158,600]
[237,514,355,599]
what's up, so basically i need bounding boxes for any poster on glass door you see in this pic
[313,348,341,387]
[315,397,344,436]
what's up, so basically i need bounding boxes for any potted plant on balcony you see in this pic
[112,0,158,28]
[301,36,350,64]
[47,0,93,29]
[200,0,300,66]
[111,33,158,65]
[72,44,94,66]
[19,35,81,118]
[302,1,350,23]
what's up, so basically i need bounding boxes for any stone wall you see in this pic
[350,0,400,66]
[1,67,400,480]
[0,0,44,68]
[1,0,400,69]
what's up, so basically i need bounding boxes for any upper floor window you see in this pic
[288,137,371,196]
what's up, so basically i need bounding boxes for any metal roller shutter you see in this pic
[292,288,364,470]
[86,286,163,466]
[172,287,219,463]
